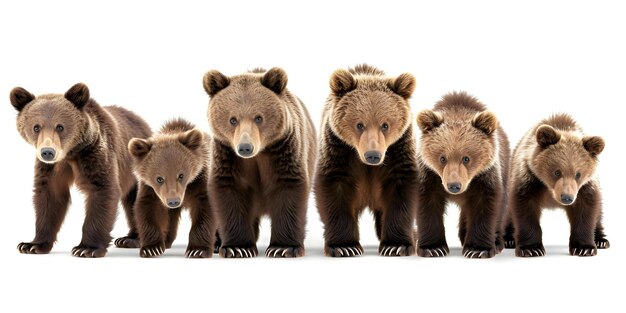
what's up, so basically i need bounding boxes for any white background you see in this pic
[1,1,624,312]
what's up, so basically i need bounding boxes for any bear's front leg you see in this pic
[416,171,449,257]
[212,184,258,258]
[566,184,600,257]
[459,178,499,259]
[72,186,119,258]
[18,161,72,255]
[186,184,215,258]
[378,181,416,257]
[133,186,170,258]
[266,183,308,258]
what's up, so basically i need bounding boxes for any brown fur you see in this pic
[203,67,316,258]
[11,83,151,257]
[415,91,510,258]
[315,64,419,257]
[504,113,609,257]
[122,118,216,258]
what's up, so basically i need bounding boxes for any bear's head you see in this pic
[531,124,604,206]
[417,109,499,194]
[10,83,92,164]
[203,68,290,159]
[327,69,415,165]
[128,128,206,209]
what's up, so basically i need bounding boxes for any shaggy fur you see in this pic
[504,114,609,257]
[204,67,316,258]
[315,64,419,257]
[118,119,216,258]
[11,83,151,257]
[416,92,510,258]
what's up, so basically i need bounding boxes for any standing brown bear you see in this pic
[315,64,419,257]
[504,114,609,257]
[415,92,510,258]
[10,83,151,257]
[124,119,216,258]
[203,67,316,258]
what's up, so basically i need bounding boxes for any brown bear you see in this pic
[10,83,151,257]
[203,67,316,258]
[315,64,419,257]
[504,114,609,257]
[415,92,510,258]
[124,118,216,258]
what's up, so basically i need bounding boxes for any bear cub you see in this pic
[124,119,216,258]
[504,114,609,257]
[11,83,151,257]
[315,64,419,257]
[416,92,510,258]
[203,67,316,258]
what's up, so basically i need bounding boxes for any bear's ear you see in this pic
[128,138,152,159]
[64,83,90,109]
[416,110,444,133]
[582,136,605,156]
[203,70,230,97]
[330,69,357,97]
[389,73,416,99]
[261,67,288,94]
[178,129,204,151]
[472,111,498,135]
[10,87,35,112]
[536,125,561,148]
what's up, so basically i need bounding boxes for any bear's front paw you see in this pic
[219,246,258,258]
[417,244,449,257]
[114,236,140,248]
[325,244,363,257]
[72,245,107,258]
[515,244,546,257]
[463,246,496,259]
[17,242,52,254]
[595,238,610,249]
[185,247,212,258]
[379,244,414,257]
[569,244,597,257]
[265,246,305,258]
[140,243,165,258]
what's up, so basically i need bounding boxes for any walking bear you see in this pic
[203,67,316,258]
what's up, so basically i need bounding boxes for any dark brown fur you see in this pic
[315,64,419,257]
[124,119,216,258]
[416,92,510,258]
[504,113,609,257]
[11,83,151,257]
[204,67,316,258]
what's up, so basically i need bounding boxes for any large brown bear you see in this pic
[415,92,510,258]
[123,119,216,258]
[203,67,316,258]
[504,114,609,257]
[10,83,151,257]
[315,64,419,257]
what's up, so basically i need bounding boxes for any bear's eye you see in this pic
[381,123,389,131]
[356,123,365,131]
[229,117,238,126]
[440,156,447,164]
[575,172,581,180]
[33,125,41,133]
[463,156,470,164]
[178,174,184,181]
[255,116,263,124]
[156,177,164,184]
[56,125,64,132]
[554,170,562,178]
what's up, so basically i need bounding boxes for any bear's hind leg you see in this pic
[114,185,140,248]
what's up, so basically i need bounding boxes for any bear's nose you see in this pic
[40,148,56,161]
[560,194,574,205]
[237,143,254,157]
[447,182,462,194]
[364,151,382,165]
[166,198,181,208]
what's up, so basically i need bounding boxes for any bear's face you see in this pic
[417,110,498,194]
[10,83,91,164]
[531,125,604,206]
[129,129,206,209]
[203,68,289,159]
[328,69,415,165]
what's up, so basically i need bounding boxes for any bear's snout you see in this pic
[447,182,462,194]
[560,194,575,205]
[364,150,382,165]
[40,147,56,162]
[237,143,254,157]
[166,198,181,209]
